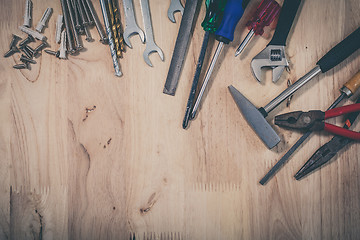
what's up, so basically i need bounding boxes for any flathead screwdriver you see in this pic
[191,0,250,120]
[182,0,228,129]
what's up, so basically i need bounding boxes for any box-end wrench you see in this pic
[123,0,145,48]
[140,0,164,67]
[251,0,301,83]
[168,0,184,23]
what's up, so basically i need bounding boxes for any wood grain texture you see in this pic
[0,0,359,239]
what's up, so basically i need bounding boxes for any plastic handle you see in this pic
[317,27,360,73]
[325,103,360,119]
[268,0,301,46]
[215,0,248,44]
[344,71,360,94]
[201,0,228,33]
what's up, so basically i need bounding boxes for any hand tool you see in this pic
[190,0,250,119]
[19,26,46,41]
[122,0,145,48]
[168,0,184,23]
[84,0,107,43]
[229,27,360,149]
[235,0,280,56]
[274,103,360,140]
[163,0,201,96]
[23,0,32,27]
[294,97,360,180]
[250,0,301,83]
[36,8,53,33]
[182,0,228,129]
[60,0,76,54]
[259,71,360,185]
[99,0,122,77]
[140,0,164,67]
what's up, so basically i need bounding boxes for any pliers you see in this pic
[274,103,360,140]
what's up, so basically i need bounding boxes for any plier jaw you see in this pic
[274,110,325,131]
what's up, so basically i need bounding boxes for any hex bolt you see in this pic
[45,49,60,58]
[84,0,107,43]
[19,34,35,47]
[55,15,64,43]
[9,34,22,49]
[20,54,37,64]
[20,45,33,58]
[13,63,29,69]
[4,47,20,58]
[60,0,76,54]
[36,8,53,33]
[19,26,46,41]
[23,0,33,27]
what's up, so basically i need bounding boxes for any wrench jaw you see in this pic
[250,45,289,83]
[167,0,184,23]
[123,27,145,49]
[143,44,164,67]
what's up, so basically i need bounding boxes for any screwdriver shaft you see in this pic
[191,41,224,119]
[235,28,254,56]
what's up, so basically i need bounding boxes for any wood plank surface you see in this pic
[0,0,359,239]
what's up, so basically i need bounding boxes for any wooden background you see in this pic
[0,0,359,239]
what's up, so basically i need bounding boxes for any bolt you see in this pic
[82,0,94,25]
[19,34,35,47]
[19,45,33,58]
[66,0,83,51]
[13,63,29,69]
[34,41,49,56]
[44,49,60,58]
[84,0,107,43]
[9,34,22,49]
[303,116,311,124]
[60,0,76,54]
[77,0,89,26]
[36,8,53,33]
[20,54,37,64]
[24,45,35,56]
[4,47,20,58]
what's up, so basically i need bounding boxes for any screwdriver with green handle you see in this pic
[190,0,250,121]
[182,0,228,129]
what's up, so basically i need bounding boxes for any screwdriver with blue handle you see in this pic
[182,0,228,129]
[190,0,250,120]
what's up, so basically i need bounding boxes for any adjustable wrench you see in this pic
[140,0,164,67]
[251,0,301,83]
[168,0,184,23]
[123,0,145,48]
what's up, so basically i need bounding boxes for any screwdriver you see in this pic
[235,0,280,56]
[259,71,360,185]
[191,0,250,120]
[182,0,228,129]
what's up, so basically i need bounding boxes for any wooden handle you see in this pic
[344,71,360,94]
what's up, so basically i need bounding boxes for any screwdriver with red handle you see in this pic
[235,0,281,56]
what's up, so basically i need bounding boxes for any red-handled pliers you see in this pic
[274,103,360,140]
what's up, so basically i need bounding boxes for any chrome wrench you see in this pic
[168,0,184,23]
[123,0,145,48]
[140,0,164,67]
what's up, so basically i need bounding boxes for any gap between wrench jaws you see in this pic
[140,0,164,67]
[168,0,184,23]
[123,0,145,48]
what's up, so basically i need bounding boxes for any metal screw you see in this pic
[19,34,35,47]
[82,0,94,25]
[60,0,76,54]
[4,47,20,58]
[19,45,33,58]
[9,34,22,49]
[20,54,37,64]
[84,26,93,42]
[24,45,35,56]
[77,0,89,26]
[36,8,53,33]
[34,41,49,56]
[23,0,33,27]
[13,63,29,69]
[45,49,60,58]
[66,0,83,51]
[84,0,107,43]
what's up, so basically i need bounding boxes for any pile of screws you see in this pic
[3,0,51,70]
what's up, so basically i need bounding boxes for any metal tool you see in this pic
[100,0,122,77]
[168,0,184,23]
[4,47,20,58]
[182,0,228,129]
[294,97,360,180]
[107,0,121,57]
[191,0,250,119]
[36,8,53,33]
[23,0,32,27]
[229,27,360,149]
[235,0,280,56]
[140,0,164,67]
[250,0,301,83]
[163,0,201,95]
[66,0,83,51]
[84,0,107,43]
[33,41,49,56]
[13,63,29,70]
[122,0,145,48]
[20,54,36,64]
[60,0,76,53]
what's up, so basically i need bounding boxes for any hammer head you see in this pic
[251,45,289,83]
[228,85,281,149]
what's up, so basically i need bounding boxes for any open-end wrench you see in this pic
[251,0,301,83]
[123,0,145,48]
[140,0,164,67]
[168,0,184,23]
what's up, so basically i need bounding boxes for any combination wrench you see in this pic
[140,0,164,67]
[123,0,145,48]
[167,0,184,23]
